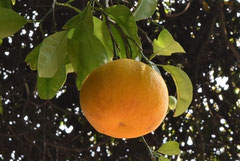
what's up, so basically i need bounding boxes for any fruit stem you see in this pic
[141,136,156,161]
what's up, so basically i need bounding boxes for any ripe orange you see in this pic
[80,59,169,138]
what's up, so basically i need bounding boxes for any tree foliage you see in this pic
[0,0,240,160]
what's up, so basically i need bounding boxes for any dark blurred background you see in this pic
[0,0,240,160]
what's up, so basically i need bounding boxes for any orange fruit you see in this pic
[80,59,169,138]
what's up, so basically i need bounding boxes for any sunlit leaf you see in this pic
[11,0,15,5]
[158,155,170,161]
[37,65,67,100]
[157,141,181,155]
[25,44,41,70]
[133,0,157,21]
[38,31,68,78]
[0,95,3,115]
[0,8,27,39]
[169,95,177,110]
[65,63,74,73]
[162,65,193,117]
[93,16,113,60]
[105,5,141,59]
[67,7,108,89]
[151,29,185,59]
[0,39,2,45]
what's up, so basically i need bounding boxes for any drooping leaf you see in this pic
[162,65,193,117]
[37,65,67,100]
[157,141,181,155]
[158,155,170,161]
[25,44,41,70]
[0,0,11,8]
[151,29,185,59]
[110,24,127,58]
[105,5,141,59]
[93,16,113,60]
[133,0,157,21]
[38,31,68,78]
[0,95,3,115]
[169,95,177,110]
[63,13,83,29]
[0,8,27,39]
[67,7,108,89]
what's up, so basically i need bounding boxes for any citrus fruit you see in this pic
[80,59,169,138]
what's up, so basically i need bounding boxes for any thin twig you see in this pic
[166,1,191,17]
[141,136,156,161]
[56,2,81,13]
[105,16,118,59]
[52,0,57,31]
[125,34,153,64]
[94,0,104,8]
[138,26,153,45]
[112,24,131,58]
[39,9,53,37]
[218,1,240,65]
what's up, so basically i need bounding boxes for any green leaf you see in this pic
[37,65,67,100]
[0,0,11,8]
[133,0,157,21]
[105,5,141,59]
[111,24,127,58]
[161,65,193,117]
[25,44,41,70]
[158,155,170,161]
[38,31,68,78]
[0,95,3,115]
[65,63,74,73]
[67,7,108,89]
[169,95,177,110]
[158,141,181,155]
[151,29,185,59]
[62,13,83,29]
[93,16,113,60]
[0,8,27,39]
[0,39,2,45]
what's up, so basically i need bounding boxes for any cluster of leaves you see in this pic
[0,0,193,160]
[24,2,192,117]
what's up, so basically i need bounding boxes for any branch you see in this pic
[165,1,191,18]
[56,2,81,13]
[191,7,218,109]
[47,137,110,152]
[138,26,153,45]
[218,1,240,64]
[141,136,156,161]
